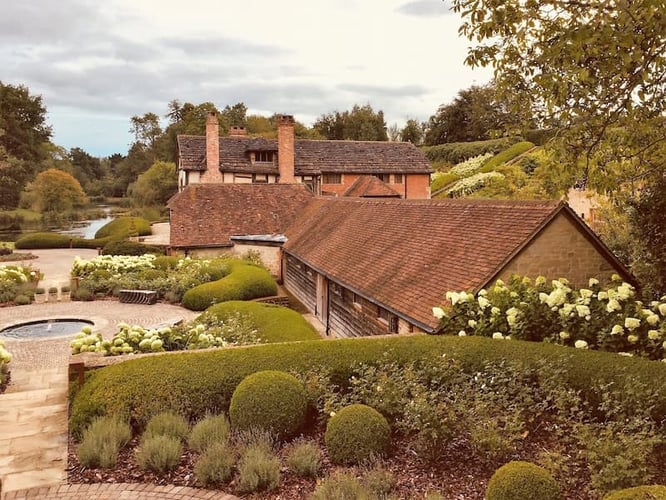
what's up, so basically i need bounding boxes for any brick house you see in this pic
[176,113,432,199]
[281,198,634,337]
[167,183,313,275]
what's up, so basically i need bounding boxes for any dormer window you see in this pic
[254,151,274,163]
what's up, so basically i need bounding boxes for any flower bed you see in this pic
[0,263,40,305]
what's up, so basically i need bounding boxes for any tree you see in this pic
[128,161,177,206]
[129,112,162,150]
[425,82,524,145]
[0,82,52,163]
[314,104,388,141]
[23,168,88,213]
[400,119,425,145]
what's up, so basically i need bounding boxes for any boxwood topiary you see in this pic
[486,461,560,500]
[603,485,666,500]
[325,404,390,465]
[229,370,308,440]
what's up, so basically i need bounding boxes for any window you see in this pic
[375,174,390,183]
[352,293,361,308]
[323,173,342,184]
[254,151,274,163]
[393,174,403,184]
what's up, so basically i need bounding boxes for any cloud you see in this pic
[338,83,430,99]
[395,0,453,17]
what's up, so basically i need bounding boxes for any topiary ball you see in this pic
[603,485,666,500]
[229,370,308,441]
[324,404,391,465]
[486,461,561,500]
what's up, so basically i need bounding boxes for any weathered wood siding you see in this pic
[284,255,316,313]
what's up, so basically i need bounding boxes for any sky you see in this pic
[1,0,493,157]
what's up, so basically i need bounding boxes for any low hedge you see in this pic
[182,262,277,311]
[94,217,151,239]
[15,232,115,249]
[479,141,535,173]
[603,485,666,499]
[69,335,666,438]
[101,240,164,256]
[204,301,320,343]
[430,172,460,194]
[422,137,523,165]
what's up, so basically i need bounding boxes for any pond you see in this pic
[0,206,115,241]
[0,319,94,339]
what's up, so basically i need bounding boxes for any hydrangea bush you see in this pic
[0,264,40,304]
[432,274,666,360]
[449,152,494,177]
[446,171,505,197]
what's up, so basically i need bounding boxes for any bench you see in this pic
[118,289,158,305]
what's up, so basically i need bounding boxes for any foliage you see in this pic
[0,339,13,383]
[430,172,460,194]
[449,152,494,177]
[94,217,151,239]
[311,471,371,500]
[445,171,504,197]
[603,485,666,500]
[128,161,177,206]
[229,370,308,440]
[485,461,561,500]
[479,141,535,173]
[23,168,88,213]
[0,263,38,304]
[77,416,131,468]
[433,274,666,360]
[101,240,164,256]
[422,136,522,165]
[188,414,230,453]
[236,439,281,493]
[68,334,666,445]
[143,411,190,442]
[314,104,388,141]
[425,82,526,145]
[135,434,182,473]
[194,442,235,487]
[203,301,319,343]
[362,463,397,499]
[325,404,391,465]
[181,261,277,311]
[399,118,425,145]
[286,440,321,478]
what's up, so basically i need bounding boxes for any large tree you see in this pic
[23,168,88,214]
[425,82,524,145]
[128,161,177,206]
[314,104,388,141]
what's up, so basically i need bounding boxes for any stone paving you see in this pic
[0,249,238,499]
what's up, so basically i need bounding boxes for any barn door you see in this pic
[316,274,329,323]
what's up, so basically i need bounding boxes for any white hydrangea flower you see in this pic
[606,299,621,313]
[647,314,659,326]
[432,307,446,319]
[627,334,639,344]
[624,317,641,330]
[574,340,588,349]
[589,278,599,287]
[597,291,609,301]
[458,331,467,337]
[478,296,490,310]
[659,303,666,317]
[648,330,661,341]
[468,319,477,328]
[618,352,633,357]
[492,332,504,340]
[575,305,591,318]
[559,331,570,340]
[611,324,624,335]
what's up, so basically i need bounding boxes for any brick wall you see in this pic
[202,112,223,183]
[405,174,431,199]
[498,212,619,288]
[277,115,296,183]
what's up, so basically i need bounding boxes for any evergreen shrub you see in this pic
[485,461,560,500]
[101,240,164,256]
[325,404,390,465]
[603,485,666,500]
[479,141,535,173]
[422,137,522,165]
[229,370,308,440]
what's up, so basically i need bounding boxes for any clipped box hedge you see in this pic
[422,137,522,165]
[182,262,277,311]
[205,301,320,343]
[94,217,151,239]
[479,141,535,173]
[69,335,666,438]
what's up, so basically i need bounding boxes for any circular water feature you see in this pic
[0,319,94,339]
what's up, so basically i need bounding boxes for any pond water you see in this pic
[0,206,114,241]
[0,319,94,339]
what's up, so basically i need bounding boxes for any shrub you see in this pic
[71,286,94,301]
[229,370,308,440]
[182,261,277,311]
[203,301,320,343]
[135,435,182,473]
[194,442,235,487]
[603,485,666,500]
[14,294,31,305]
[102,240,164,256]
[486,461,561,500]
[94,217,151,239]
[14,232,115,250]
[422,137,523,165]
[48,286,58,294]
[189,414,230,453]
[144,411,190,442]
[77,416,131,468]
[431,172,460,194]
[325,404,391,465]
[311,471,371,500]
[363,463,396,499]
[479,141,535,173]
[236,442,280,493]
[286,440,321,478]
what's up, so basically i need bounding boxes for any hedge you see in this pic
[94,217,151,239]
[422,137,523,165]
[204,301,320,343]
[479,141,536,173]
[101,240,165,256]
[69,335,666,437]
[603,485,666,499]
[430,172,460,195]
[182,262,277,311]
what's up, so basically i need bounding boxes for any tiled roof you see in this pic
[343,175,402,198]
[176,136,432,175]
[283,198,565,331]
[168,184,313,248]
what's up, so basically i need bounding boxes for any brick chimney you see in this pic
[204,111,221,183]
[229,125,248,137]
[277,114,295,183]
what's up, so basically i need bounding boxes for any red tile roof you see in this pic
[168,184,313,248]
[283,198,566,331]
[343,175,402,198]
[176,136,432,175]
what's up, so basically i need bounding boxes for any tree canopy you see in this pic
[23,168,88,213]
[128,161,177,206]
[314,104,388,141]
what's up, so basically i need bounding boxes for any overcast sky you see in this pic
[1,0,493,157]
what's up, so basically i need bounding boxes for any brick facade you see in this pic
[277,115,296,183]
[202,112,223,184]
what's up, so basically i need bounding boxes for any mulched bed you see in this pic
[66,430,603,499]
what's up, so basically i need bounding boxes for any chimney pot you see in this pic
[277,114,295,183]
